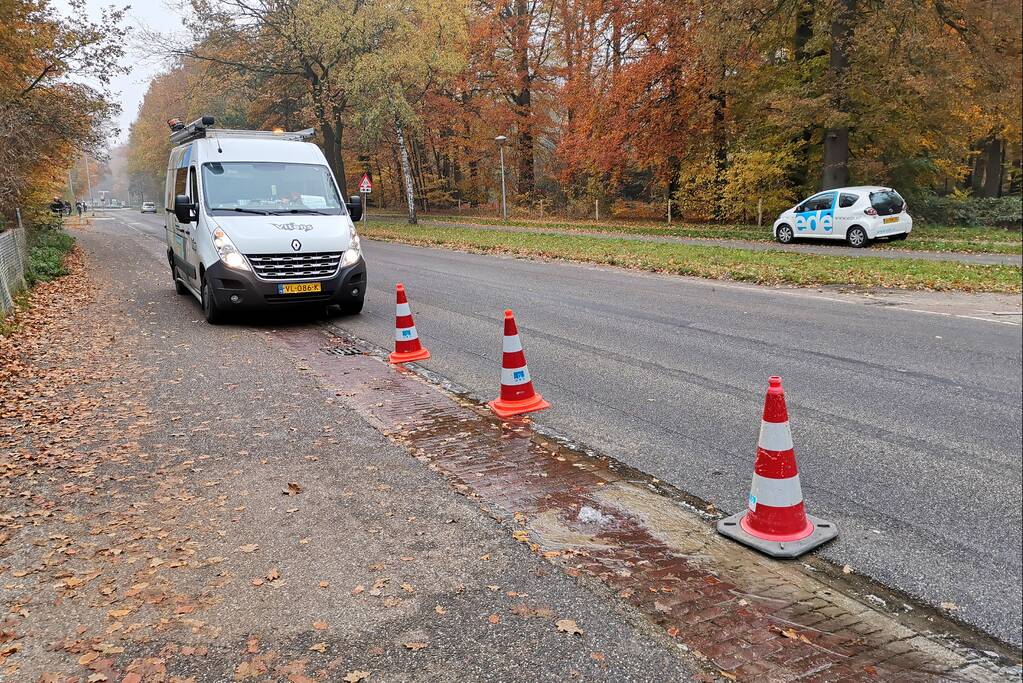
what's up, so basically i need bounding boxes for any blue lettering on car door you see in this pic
[794,193,836,233]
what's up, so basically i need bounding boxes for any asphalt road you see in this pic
[119,209,1023,646]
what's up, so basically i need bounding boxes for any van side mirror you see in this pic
[347,195,363,222]
[173,194,196,223]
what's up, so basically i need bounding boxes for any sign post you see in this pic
[358,173,372,226]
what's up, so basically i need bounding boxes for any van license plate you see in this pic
[883,216,898,224]
[278,282,322,294]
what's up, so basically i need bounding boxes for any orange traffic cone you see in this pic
[388,283,430,364]
[717,376,837,558]
[488,310,550,419]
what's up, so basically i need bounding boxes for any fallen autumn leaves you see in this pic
[0,227,683,682]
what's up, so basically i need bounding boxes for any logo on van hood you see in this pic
[291,239,302,251]
[271,221,314,232]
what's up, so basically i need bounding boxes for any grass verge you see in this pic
[382,214,1022,255]
[363,222,1022,293]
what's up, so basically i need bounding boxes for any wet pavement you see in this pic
[274,324,1022,682]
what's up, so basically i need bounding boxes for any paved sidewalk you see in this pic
[368,215,1023,266]
[0,223,695,680]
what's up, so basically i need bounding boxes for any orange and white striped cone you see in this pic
[487,310,551,419]
[388,283,430,364]
[717,376,837,558]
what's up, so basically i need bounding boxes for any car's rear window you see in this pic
[869,190,905,216]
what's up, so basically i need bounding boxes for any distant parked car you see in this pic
[773,186,912,248]
[141,202,157,214]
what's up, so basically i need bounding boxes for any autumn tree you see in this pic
[349,0,467,223]
[161,0,414,196]
[0,0,126,218]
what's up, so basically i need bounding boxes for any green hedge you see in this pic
[908,194,1022,228]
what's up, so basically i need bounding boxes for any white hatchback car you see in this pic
[773,186,912,247]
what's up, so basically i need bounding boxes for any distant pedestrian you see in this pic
[75,201,83,217]
[50,197,64,216]
[63,201,72,216]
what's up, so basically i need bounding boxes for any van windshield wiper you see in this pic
[215,207,271,215]
[271,208,332,215]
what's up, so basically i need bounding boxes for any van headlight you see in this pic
[212,228,250,271]
[340,227,362,267]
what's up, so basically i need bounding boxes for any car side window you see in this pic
[802,193,834,212]
[839,193,858,208]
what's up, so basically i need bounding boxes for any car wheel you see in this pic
[776,224,794,244]
[201,278,225,325]
[891,232,908,241]
[846,226,868,248]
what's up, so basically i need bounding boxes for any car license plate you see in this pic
[277,282,322,294]
[883,216,898,224]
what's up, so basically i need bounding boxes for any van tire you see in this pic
[173,269,189,295]
[776,224,794,244]
[337,299,364,316]
[201,278,225,325]
[846,226,869,248]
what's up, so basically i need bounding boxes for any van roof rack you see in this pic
[168,115,315,145]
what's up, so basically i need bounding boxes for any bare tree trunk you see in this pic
[790,1,815,190]
[334,115,348,198]
[982,137,1004,198]
[513,0,534,195]
[395,122,417,225]
[611,0,622,75]
[314,92,347,197]
[821,0,855,190]
[711,90,727,220]
[969,144,986,195]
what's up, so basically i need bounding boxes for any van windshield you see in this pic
[201,162,346,215]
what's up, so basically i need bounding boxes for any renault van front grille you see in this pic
[246,252,343,280]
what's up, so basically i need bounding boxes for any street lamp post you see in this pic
[495,135,508,221]
[83,153,95,216]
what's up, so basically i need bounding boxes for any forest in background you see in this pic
[124,0,1023,224]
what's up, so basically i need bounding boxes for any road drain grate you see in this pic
[320,345,363,356]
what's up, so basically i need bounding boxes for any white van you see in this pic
[164,116,366,323]
[773,186,912,247]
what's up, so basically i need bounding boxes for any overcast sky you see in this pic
[53,0,186,146]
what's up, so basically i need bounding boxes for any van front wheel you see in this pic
[201,278,225,325]
[336,298,364,316]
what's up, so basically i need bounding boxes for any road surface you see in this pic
[120,209,1023,646]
